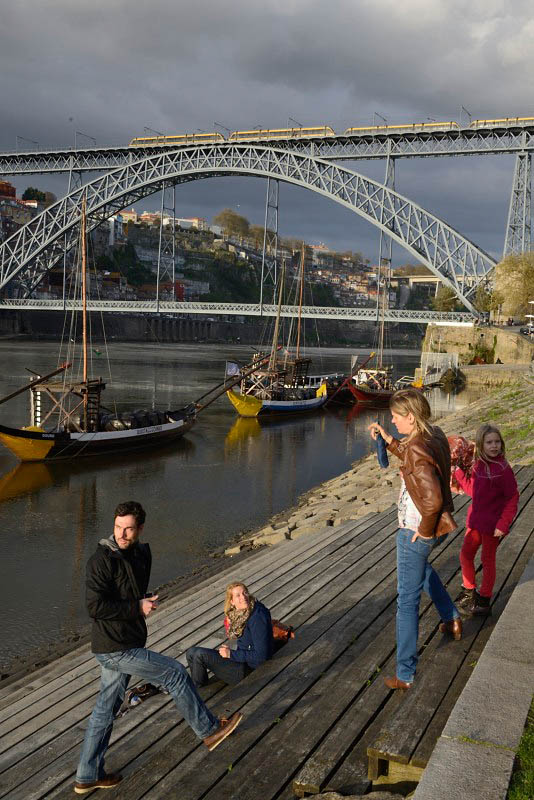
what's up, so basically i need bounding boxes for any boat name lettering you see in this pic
[136,425,163,435]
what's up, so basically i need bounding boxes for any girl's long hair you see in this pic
[224,582,250,615]
[474,424,506,474]
[389,389,433,440]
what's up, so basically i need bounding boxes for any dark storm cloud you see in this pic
[1,0,532,261]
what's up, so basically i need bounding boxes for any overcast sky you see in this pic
[2,0,533,263]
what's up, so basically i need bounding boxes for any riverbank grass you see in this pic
[507,698,534,800]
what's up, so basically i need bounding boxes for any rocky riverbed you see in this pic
[226,376,534,555]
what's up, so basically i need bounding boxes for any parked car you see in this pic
[519,326,534,335]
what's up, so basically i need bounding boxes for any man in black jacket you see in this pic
[75,501,242,794]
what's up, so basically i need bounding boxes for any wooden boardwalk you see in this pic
[1,466,533,800]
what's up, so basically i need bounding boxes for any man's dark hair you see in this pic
[114,501,146,527]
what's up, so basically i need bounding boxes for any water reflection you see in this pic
[0,463,54,502]
[0,342,478,672]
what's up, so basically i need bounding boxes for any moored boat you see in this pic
[0,407,196,462]
[226,383,327,418]
[0,197,196,462]
[226,249,328,418]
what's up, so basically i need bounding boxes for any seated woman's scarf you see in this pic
[226,595,256,639]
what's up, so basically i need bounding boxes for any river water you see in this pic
[0,341,480,672]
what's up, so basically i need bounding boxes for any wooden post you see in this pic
[296,242,305,360]
[81,194,88,430]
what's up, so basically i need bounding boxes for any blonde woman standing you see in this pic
[369,389,461,690]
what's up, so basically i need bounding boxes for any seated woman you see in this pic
[186,582,274,687]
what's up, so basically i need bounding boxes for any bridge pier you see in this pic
[504,148,532,256]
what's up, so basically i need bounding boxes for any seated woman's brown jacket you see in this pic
[387,425,456,538]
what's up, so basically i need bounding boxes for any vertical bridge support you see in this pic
[260,177,279,312]
[504,149,531,257]
[378,149,395,268]
[156,182,176,309]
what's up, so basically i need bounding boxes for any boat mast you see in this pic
[295,242,305,360]
[81,194,89,429]
[377,263,388,369]
[269,260,285,372]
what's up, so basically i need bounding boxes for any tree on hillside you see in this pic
[394,263,432,276]
[213,208,250,238]
[474,283,504,313]
[494,252,534,317]
[22,187,46,203]
[432,285,459,312]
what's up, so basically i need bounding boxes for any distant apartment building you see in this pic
[0,181,37,246]
[118,208,138,224]
[139,211,161,226]
[166,216,208,231]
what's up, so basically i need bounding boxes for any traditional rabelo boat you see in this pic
[226,251,328,418]
[346,265,394,408]
[0,198,196,462]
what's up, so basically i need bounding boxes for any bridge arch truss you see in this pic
[0,145,496,311]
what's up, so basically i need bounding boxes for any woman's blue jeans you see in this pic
[76,647,219,783]
[396,528,459,683]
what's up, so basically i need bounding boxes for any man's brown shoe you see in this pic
[384,676,413,690]
[439,617,463,640]
[203,711,243,751]
[74,773,122,793]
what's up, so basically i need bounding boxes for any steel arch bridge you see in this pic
[0,144,496,312]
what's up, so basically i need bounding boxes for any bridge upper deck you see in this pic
[1,119,534,174]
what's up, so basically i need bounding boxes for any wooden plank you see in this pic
[0,512,383,728]
[130,508,475,800]
[0,510,382,720]
[411,488,534,768]
[0,513,389,737]
[367,470,534,772]
[4,468,532,795]
[0,514,370,710]
[0,509,401,756]
[1,494,474,792]
[27,535,403,800]
[289,469,532,795]
[0,513,402,794]
[204,510,475,800]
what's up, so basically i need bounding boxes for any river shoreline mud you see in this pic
[2,369,532,686]
[225,371,534,552]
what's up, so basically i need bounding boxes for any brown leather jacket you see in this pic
[387,426,456,538]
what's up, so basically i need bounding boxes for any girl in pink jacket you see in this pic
[454,424,518,615]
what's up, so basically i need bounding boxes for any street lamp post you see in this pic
[74,131,96,150]
[143,126,165,142]
[214,122,231,136]
[16,135,38,151]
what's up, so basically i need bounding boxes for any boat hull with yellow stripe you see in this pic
[0,412,195,462]
[226,383,327,418]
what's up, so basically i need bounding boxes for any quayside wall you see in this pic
[424,323,534,364]
[0,310,422,347]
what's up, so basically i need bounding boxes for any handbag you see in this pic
[224,615,295,641]
[271,619,295,641]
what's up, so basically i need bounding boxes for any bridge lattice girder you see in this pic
[0,145,496,311]
[2,127,534,174]
[0,298,475,325]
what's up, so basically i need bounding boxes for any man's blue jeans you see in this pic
[76,647,219,783]
[396,528,459,683]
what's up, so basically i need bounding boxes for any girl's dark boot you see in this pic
[471,590,491,616]
[457,587,475,609]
